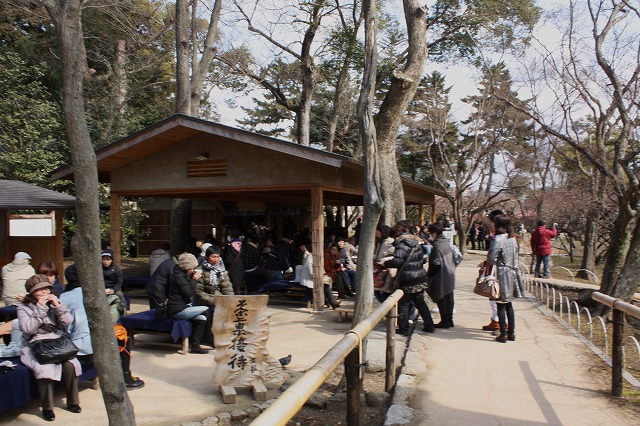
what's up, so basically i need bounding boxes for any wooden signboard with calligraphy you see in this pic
[212,295,289,403]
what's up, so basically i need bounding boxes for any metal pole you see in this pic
[385,304,397,393]
[612,308,624,397]
[345,346,362,425]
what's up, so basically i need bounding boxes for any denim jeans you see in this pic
[497,302,515,335]
[535,255,550,278]
[171,305,208,321]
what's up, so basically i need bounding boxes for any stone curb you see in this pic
[182,400,274,426]
[383,328,428,426]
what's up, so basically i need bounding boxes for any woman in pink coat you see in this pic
[17,274,82,421]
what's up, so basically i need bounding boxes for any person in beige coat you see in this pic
[18,274,82,421]
[2,252,36,306]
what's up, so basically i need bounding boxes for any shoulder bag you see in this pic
[29,320,78,365]
[473,264,500,299]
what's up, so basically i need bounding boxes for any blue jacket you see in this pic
[59,287,93,356]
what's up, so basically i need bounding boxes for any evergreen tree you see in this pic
[0,49,67,189]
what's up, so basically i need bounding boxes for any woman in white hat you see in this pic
[2,252,35,306]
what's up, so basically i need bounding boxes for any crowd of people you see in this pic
[0,249,145,421]
[0,211,531,421]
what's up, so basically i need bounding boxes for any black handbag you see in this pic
[30,334,79,365]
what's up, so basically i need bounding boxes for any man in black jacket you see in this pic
[145,255,178,309]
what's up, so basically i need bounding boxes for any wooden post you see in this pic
[311,187,325,311]
[385,303,398,393]
[110,192,122,264]
[612,308,624,397]
[54,210,65,284]
[275,203,283,240]
[213,203,223,243]
[345,345,361,425]
[418,204,424,226]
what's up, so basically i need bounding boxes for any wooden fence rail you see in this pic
[250,289,405,426]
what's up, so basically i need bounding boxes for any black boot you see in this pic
[190,320,209,354]
[124,371,145,389]
[434,321,450,329]
[201,331,214,347]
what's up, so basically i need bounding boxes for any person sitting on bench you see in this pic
[168,253,210,354]
[195,245,234,345]
[324,244,355,299]
[146,255,178,309]
[101,249,126,322]
[61,264,144,389]
[298,245,340,310]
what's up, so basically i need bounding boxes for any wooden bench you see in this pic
[335,307,354,323]
[118,310,192,355]
[258,279,313,308]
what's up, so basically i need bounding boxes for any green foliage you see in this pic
[236,58,299,138]
[427,0,541,62]
[461,62,533,164]
[0,48,67,189]
[398,71,458,187]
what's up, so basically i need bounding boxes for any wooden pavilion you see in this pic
[0,180,76,277]
[51,114,441,309]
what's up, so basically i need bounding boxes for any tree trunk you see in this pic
[353,0,381,348]
[189,0,222,116]
[376,0,429,225]
[43,0,134,423]
[607,213,640,303]
[297,53,315,146]
[169,199,192,255]
[453,208,466,251]
[175,0,190,115]
[599,202,635,295]
[114,39,128,123]
[326,15,362,154]
[577,212,597,280]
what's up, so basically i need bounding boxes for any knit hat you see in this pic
[63,264,81,292]
[14,252,32,260]
[25,274,53,294]
[178,253,198,271]
[537,220,545,227]
[101,248,114,259]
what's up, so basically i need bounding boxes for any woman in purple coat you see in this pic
[17,274,82,421]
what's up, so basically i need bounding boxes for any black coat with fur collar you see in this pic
[384,234,428,293]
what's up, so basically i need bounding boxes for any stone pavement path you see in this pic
[402,254,639,426]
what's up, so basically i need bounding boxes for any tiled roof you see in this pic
[0,180,76,209]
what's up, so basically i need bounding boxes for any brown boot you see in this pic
[482,320,500,331]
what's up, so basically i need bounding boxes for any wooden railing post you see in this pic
[385,303,398,392]
[345,345,362,425]
[612,308,624,397]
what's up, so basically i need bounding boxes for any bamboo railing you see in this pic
[250,289,405,425]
